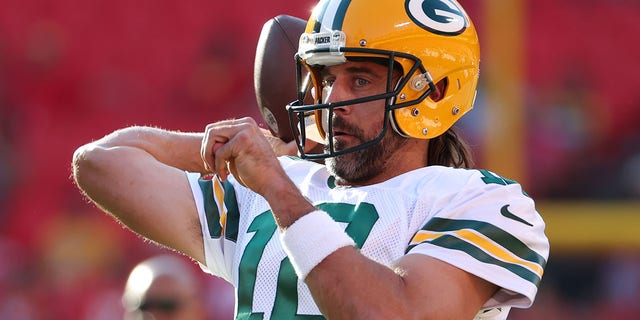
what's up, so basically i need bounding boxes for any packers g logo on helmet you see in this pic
[405,0,468,35]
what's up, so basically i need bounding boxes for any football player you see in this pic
[72,0,549,319]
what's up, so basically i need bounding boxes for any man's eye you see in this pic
[355,78,369,86]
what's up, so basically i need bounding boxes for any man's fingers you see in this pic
[214,143,231,181]
[200,131,213,172]
[201,119,256,173]
[201,118,282,190]
[200,131,226,173]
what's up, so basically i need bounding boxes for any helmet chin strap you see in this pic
[388,75,409,138]
[389,109,409,138]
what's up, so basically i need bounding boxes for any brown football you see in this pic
[253,14,307,142]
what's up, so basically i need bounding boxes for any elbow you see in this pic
[71,128,129,190]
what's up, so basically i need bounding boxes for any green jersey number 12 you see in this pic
[236,202,379,319]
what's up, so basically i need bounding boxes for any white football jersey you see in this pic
[186,156,549,319]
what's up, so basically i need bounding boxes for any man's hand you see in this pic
[200,117,319,228]
[200,117,290,194]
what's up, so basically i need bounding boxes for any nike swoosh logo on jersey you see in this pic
[500,205,533,227]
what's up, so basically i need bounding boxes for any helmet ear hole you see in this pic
[429,78,448,102]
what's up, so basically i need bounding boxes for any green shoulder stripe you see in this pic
[408,218,547,286]
[422,218,546,267]
[198,178,222,239]
[427,233,542,286]
[197,178,240,242]
[222,180,240,242]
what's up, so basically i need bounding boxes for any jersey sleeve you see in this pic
[185,171,238,283]
[407,169,550,310]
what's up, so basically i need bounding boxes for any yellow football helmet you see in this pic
[286,0,480,159]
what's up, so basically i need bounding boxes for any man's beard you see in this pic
[325,117,407,184]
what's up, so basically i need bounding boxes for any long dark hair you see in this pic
[427,127,474,168]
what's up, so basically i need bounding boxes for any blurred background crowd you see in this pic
[0,0,638,319]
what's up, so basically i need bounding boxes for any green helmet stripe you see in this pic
[313,0,352,32]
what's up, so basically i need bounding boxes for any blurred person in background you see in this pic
[122,254,208,320]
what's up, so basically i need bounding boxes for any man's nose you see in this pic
[323,79,352,114]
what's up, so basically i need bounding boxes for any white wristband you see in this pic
[280,210,356,280]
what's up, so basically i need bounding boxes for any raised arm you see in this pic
[72,126,208,263]
[72,123,303,264]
